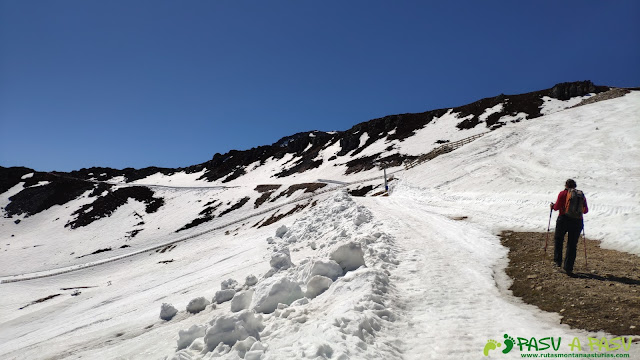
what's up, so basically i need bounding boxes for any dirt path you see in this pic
[501,231,640,337]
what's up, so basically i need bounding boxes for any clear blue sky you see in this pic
[1,1,638,172]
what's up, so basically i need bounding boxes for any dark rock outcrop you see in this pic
[5,172,95,217]
[66,186,164,229]
[0,166,33,194]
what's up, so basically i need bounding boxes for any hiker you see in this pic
[550,179,588,274]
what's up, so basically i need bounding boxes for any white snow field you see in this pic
[0,92,638,359]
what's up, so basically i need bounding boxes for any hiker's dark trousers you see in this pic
[554,215,584,272]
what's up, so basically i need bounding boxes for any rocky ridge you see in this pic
[0,81,611,231]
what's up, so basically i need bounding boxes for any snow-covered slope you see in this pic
[0,87,638,359]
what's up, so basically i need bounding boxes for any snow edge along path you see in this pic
[162,190,403,360]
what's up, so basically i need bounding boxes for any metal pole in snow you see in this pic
[384,167,388,192]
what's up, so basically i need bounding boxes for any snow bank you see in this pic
[165,190,401,359]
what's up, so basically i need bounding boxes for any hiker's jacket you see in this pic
[553,189,589,217]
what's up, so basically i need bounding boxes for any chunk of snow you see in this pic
[221,278,239,290]
[269,247,293,271]
[275,225,288,238]
[177,324,206,350]
[160,303,178,321]
[308,259,343,281]
[230,289,254,313]
[305,275,333,299]
[214,289,236,304]
[245,274,258,287]
[251,275,304,314]
[203,310,264,351]
[231,336,256,358]
[186,297,210,314]
[330,242,366,272]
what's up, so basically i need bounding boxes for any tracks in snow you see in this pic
[355,196,583,359]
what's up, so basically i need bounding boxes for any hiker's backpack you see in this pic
[564,189,585,218]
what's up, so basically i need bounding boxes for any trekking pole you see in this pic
[545,206,553,259]
[583,227,587,268]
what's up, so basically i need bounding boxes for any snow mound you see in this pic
[275,225,288,238]
[330,242,366,272]
[177,324,207,350]
[251,275,304,314]
[221,278,239,291]
[245,274,258,287]
[268,247,293,272]
[230,289,254,313]
[160,303,178,321]
[305,275,332,299]
[203,310,264,351]
[186,297,210,314]
[214,289,236,304]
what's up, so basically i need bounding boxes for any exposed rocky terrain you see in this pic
[501,231,640,337]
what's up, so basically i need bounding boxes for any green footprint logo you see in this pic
[503,334,515,354]
[483,339,501,356]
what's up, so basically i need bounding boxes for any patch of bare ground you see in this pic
[258,202,311,228]
[348,185,375,197]
[254,192,275,208]
[270,183,327,202]
[254,184,282,193]
[501,231,640,337]
[19,294,62,310]
[570,88,632,109]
